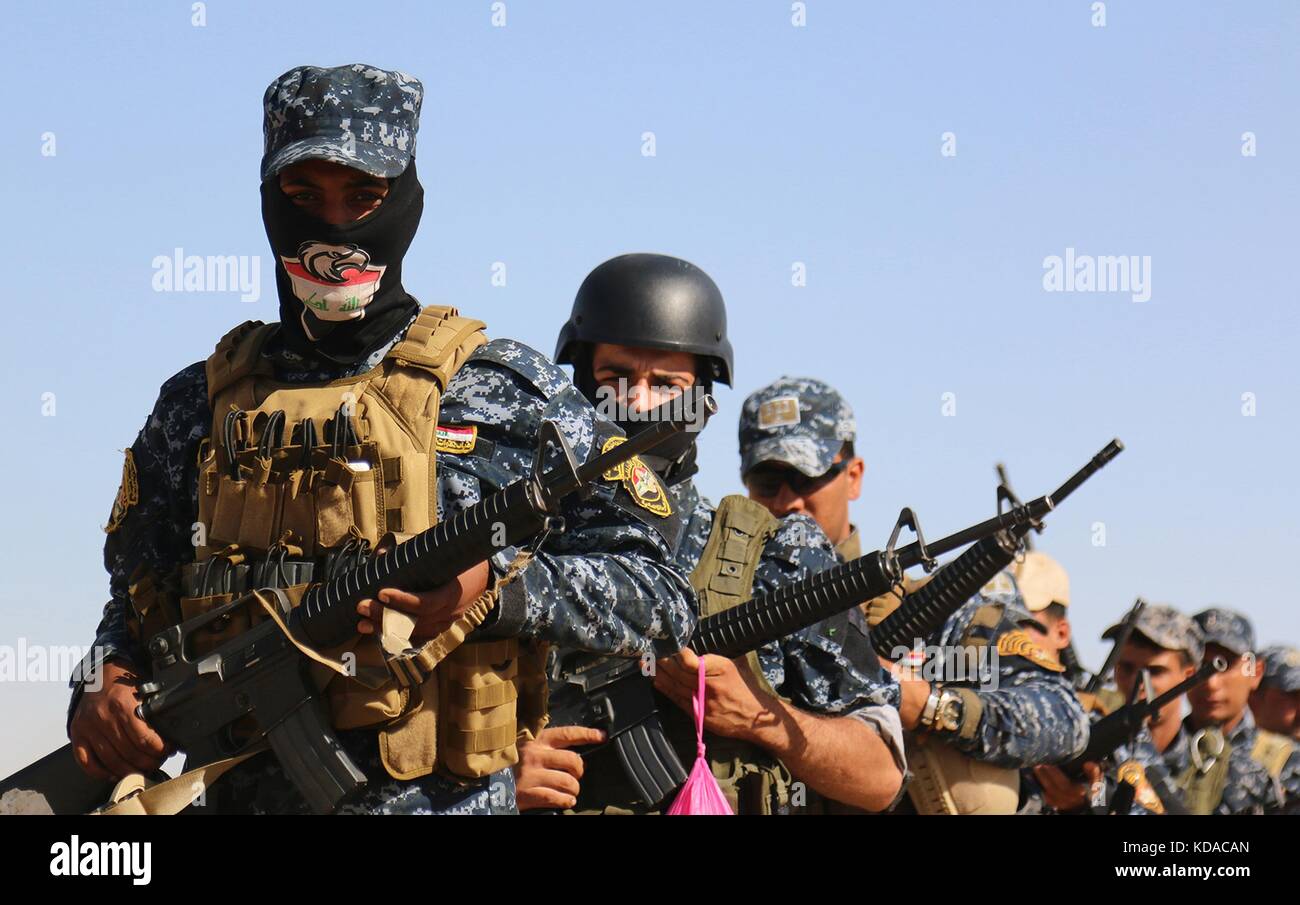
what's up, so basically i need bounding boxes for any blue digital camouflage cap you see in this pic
[1259,645,1300,692]
[738,377,856,479]
[1192,607,1255,658]
[261,64,423,181]
[1104,603,1205,664]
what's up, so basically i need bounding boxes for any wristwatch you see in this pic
[920,685,964,734]
[933,688,964,734]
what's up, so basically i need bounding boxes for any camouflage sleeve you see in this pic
[68,363,209,728]
[436,340,695,658]
[950,667,1089,767]
[752,515,902,715]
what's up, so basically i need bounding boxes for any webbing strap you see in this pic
[379,546,537,687]
[448,720,518,752]
[92,746,266,816]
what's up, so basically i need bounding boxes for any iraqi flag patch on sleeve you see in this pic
[435,425,477,454]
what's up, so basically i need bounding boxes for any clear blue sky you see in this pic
[2,1,1297,774]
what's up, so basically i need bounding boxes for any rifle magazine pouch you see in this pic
[515,640,551,743]
[236,457,279,551]
[279,467,317,548]
[126,569,180,648]
[314,459,357,549]
[208,474,247,549]
[328,640,410,730]
[437,639,521,779]
[178,593,244,658]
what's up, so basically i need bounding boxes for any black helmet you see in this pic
[554,253,734,386]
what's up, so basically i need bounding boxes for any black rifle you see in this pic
[101,396,712,815]
[548,439,1123,809]
[1064,655,1227,774]
[1084,597,1148,695]
[994,462,1033,552]
[996,461,1093,688]
[869,442,1122,659]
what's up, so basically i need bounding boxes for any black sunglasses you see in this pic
[745,459,848,498]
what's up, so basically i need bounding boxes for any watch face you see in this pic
[937,694,962,732]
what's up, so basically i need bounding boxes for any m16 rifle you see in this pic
[548,440,1124,809]
[3,396,712,815]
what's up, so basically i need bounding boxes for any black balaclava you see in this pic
[571,344,710,487]
[261,160,424,365]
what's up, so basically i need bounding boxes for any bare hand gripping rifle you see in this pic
[547,439,1124,809]
[112,397,713,815]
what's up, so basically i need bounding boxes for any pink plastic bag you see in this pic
[665,656,734,815]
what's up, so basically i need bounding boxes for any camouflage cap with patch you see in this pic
[1192,607,1255,658]
[1103,603,1205,664]
[738,376,856,479]
[1258,645,1300,692]
[261,63,423,181]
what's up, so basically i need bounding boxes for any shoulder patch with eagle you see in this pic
[105,450,139,534]
[599,436,671,517]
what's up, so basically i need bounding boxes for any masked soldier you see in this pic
[736,378,1089,814]
[66,65,695,815]
[515,253,906,814]
[1175,609,1296,814]
[1251,645,1300,741]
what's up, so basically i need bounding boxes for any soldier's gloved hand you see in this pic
[653,648,771,742]
[1033,762,1101,812]
[69,660,173,781]
[863,589,903,628]
[355,560,491,643]
[513,726,606,811]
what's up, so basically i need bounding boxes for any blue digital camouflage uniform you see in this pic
[928,574,1089,767]
[1162,710,1282,815]
[70,326,697,815]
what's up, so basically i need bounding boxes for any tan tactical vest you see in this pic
[129,306,546,784]
[1251,730,1295,781]
[1176,727,1231,815]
